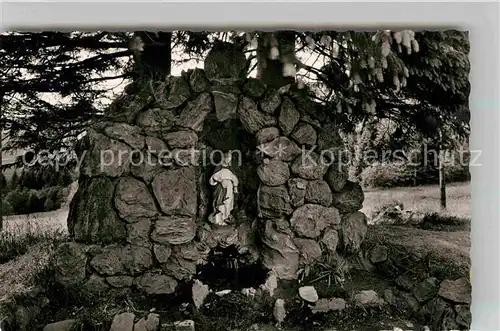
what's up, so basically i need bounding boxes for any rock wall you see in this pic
[57,43,367,295]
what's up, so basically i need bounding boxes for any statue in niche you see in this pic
[208,152,239,226]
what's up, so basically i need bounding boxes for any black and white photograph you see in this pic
[0,26,475,331]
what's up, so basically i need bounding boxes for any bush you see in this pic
[444,162,470,183]
[361,161,470,189]
[27,190,44,213]
[5,189,31,214]
[3,185,65,215]
[44,198,55,211]
[47,185,64,209]
[1,200,14,216]
[360,162,416,188]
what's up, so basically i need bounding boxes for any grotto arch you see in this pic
[60,42,367,296]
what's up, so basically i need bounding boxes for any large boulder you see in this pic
[103,122,145,149]
[321,228,340,252]
[68,177,126,244]
[106,276,134,288]
[238,96,276,133]
[438,278,471,304]
[257,136,301,162]
[134,272,178,295]
[413,277,439,303]
[79,129,132,178]
[151,215,197,245]
[172,242,204,262]
[257,159,290,186]
[145,136,168,154]
[114,177,158,223]
[261,220,300,280]
[243,78,267,98]
[54,242,88,286]
[341,211,368,253]
[153,244,172,264]
[258,185,293,218]
[204,42,247,80]
[205,224,239,249]
[162,254,198,280]
[134,313,160,331]
[291,122,317,147]
[290,152,328,180]
[213,90,239,122]
[305,180,333,207]
[177,93,213,132]
[126,220,152,247]
[189,68,210,93]
[130,153,163,184]
[325,163,349,192]
[164,76,191,109]
[294,238,322,264]
[317,124,345,157]
[260,90,282,114]
[290,204,341,239]
[43,320,76,331]
[287,177,307,207]
[278,97,300,136]
[163,130,198,149]
[152,168,197,216]
[136,108,176,134]
[110,313,135,331]
[256,127,280,145]
[332,181,364,214]
[84,274,110,295]
[90,245,153,276]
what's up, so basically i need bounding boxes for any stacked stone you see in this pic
[57,42,368,295]
[252,86,366,280]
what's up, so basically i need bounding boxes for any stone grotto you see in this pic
[55,42,367,296]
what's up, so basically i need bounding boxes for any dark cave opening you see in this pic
[195,245,268,291]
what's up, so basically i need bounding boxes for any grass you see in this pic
[0,236,66,330]
[0,218,68,264]
[2,208,69,233]
[362,181,470,220]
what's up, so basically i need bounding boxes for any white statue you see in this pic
[208,152,239,226]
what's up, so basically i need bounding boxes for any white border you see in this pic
[1,1,499,330]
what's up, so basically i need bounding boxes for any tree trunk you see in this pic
[438,129,447,210]
[256,31,296,89]
[0,90,4,231]
[133,31,172,79]
[350,117,369,181]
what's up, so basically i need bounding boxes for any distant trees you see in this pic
[0,165,73,216]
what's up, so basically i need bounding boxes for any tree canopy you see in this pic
[0,29,470,163]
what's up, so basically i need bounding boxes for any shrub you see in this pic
[445,162,470,183]
[360,162,416,188]
[5,189,31,214]
[47,185,64,209]
[360,161,470,188]
[27,190,43,213]
[2,185,67,215]
[44,198,55,211]
[1,200,14,216]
